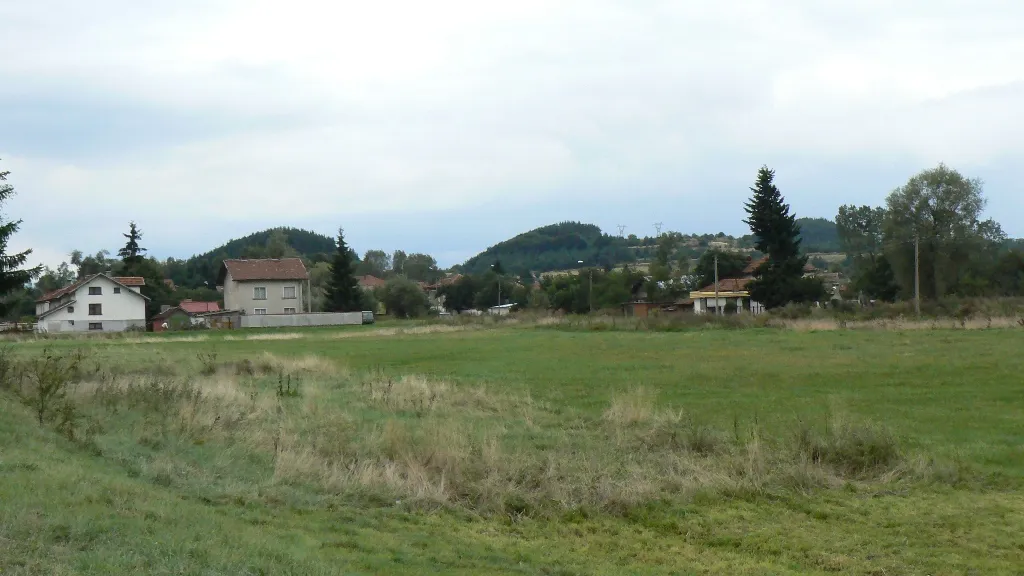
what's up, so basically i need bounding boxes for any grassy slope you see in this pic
[3,326,1024,574]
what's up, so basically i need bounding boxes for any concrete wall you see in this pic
[239,312,362,329]
[223,272,305,315]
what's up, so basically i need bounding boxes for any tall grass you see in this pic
[12,352,954,521]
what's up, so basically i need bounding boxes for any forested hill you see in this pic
[796,218,840,253]
[165,227,336,288]
[460,222,635,277]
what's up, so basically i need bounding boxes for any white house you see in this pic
[689,277,766,315]
[35,274,149,333]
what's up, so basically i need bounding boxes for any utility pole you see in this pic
[617,225,626,237]
[654,222,663,237]
[914,233,921,317]
[714,252,720,316]
[589,269,594,313]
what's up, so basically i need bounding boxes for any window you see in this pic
[254,308,267,315]
[88,286,102,295]
[283,307,296,314]
[89,304,102,315]
[253,287,267,300]
[67,306,75,313]
[88,323,102,331]
[283,286,296,299]
[113,287,121,294]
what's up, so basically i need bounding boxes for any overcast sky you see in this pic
[2,1,1022,269]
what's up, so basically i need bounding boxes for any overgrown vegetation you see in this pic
[2,327,1023,573]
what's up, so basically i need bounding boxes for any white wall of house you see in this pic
[223,272,305,315]
[36,276,147,333]
[694,296,765,315]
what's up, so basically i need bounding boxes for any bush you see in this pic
[381,277,430,318]
[795,417,900,477]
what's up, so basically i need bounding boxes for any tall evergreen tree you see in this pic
[324,228,362,312]
[0,160,41,316]
[118,221,146,266]
[743,166,810,309]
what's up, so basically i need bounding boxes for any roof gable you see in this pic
[221,259,309,282]
[38,274,152,303]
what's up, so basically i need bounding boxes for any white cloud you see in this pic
[2,0,1023,269]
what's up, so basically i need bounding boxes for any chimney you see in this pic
[104,270,112,276]
[182,299,192,303]
[160,305,171,314]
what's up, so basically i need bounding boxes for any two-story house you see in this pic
[35,274,149,333]
[218,259,308,315]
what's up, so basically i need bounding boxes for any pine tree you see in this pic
[0,162,41,316]
[118,221,147,266]
[742,166,809,309]
[324,228,363,312]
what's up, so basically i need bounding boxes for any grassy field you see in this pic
[2,322,1023,574]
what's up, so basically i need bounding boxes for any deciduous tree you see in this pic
[883,164,1005,299]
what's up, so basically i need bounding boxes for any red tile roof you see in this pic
[743,256,768,274]
[222,259,309,281]
[36,274,147,302]
[697,277,752,293]
[37,278,86,302]
[358,275,387,288]
[179,300,221,314]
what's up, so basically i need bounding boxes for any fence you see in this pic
[238,312,363,329]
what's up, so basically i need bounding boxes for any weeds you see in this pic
[3,350,958,521]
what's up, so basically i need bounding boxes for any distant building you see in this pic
[219,259,308,316]
[357,275,387,290]
[151,300,222,332]
[35,274,149,333]
[690,277,765,315]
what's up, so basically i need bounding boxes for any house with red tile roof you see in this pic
[357,275,387,290]
[150,300,222,332]
[218,259,308,316]
[35,274,149,333]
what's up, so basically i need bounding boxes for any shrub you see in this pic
[795,417,900,477]
[18,348,87,428]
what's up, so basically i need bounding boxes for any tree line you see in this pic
[2,157,1023,323]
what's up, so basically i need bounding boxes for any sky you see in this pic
[2,0,1022,269]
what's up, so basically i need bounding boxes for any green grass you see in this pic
[2,324,1024,574]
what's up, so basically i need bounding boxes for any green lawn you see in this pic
[2,324,1023,574]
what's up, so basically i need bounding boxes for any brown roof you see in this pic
[698,277,752,293]
[179,300,220,314]
[743,256,768,274]
[358,275,387,288]
[222,259,309,282]
[37,274,150,303]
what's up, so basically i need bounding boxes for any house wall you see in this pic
[36,276,147,333]
[223,272,305,315]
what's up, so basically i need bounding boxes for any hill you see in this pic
[166,227,336,288]
[460,219,842,277]
[797,217,840,253]
[459,222,635,277]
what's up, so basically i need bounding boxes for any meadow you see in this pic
[1,320,1023,574]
